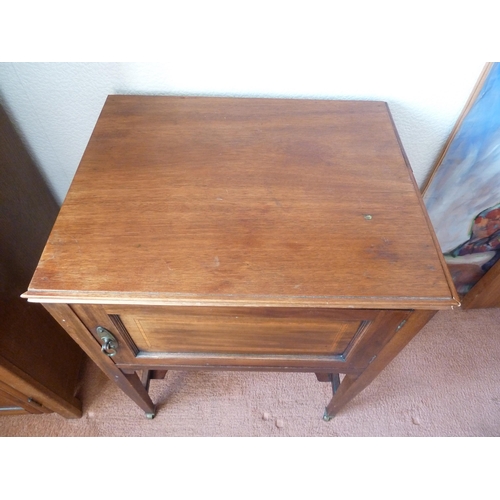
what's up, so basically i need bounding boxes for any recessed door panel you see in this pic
[103,306,377,356]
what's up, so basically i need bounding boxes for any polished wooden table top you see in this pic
[26,96,458,309]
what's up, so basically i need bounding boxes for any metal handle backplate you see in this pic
[96,326,118,357]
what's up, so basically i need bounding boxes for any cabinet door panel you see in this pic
[103,305,378,357]
[73,305,411,372]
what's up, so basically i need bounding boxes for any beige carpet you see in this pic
[1,307,499,436]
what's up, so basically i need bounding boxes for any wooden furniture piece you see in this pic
[0,103,85,418]
[23,96,459,420]
[460,258,500,309]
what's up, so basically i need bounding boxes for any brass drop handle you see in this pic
[96,326,118,357]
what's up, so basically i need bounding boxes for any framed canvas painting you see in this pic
[423,62,500,298]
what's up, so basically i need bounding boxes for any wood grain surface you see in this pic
[104,305,376,355]
[24,96,458,309]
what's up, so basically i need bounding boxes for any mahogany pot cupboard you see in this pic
[23,96,459,419]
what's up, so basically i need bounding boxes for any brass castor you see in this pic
[145,405,157,419]
[323,408,334,422]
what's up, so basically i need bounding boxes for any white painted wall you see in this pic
[0,61,487,204]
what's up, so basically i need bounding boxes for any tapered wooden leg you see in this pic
[139,370,169,392]
[323,310,437,420]
[140,370,152,391]
[123,372,157,417]
[316,373,340,395]
[43,303,156,417]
